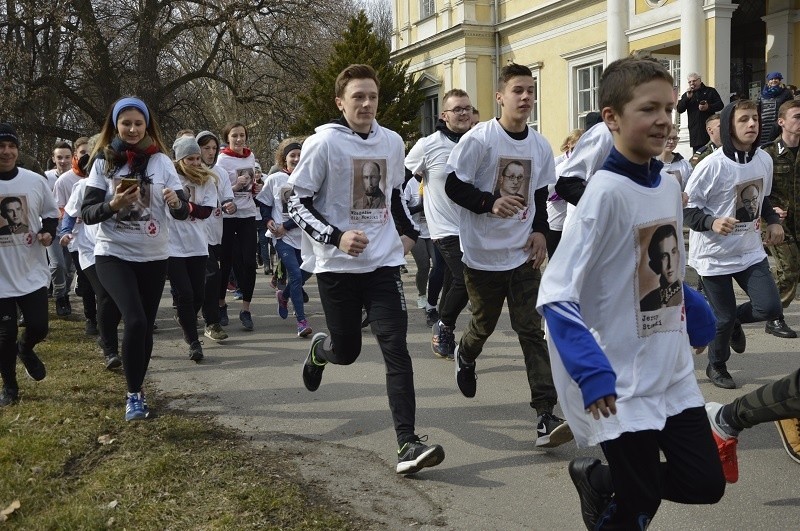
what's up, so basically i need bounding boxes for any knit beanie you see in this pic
[0,123,20,148]
[173,136,201,161]
[112,97,150,127]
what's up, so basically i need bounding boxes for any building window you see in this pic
[645,0,668,7]
[656,56,681,126]
[527,64,542,131]
[420,94,439,136]
[575,62,603,128]
[420,0,435,19]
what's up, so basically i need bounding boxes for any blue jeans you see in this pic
[702,258,782,366]
[275,239,311,321]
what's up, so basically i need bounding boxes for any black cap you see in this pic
[0,123,19,148]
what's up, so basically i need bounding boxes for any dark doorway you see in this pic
[730,1,765,101]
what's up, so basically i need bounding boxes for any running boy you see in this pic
[288,64,445,475]
[444,63,571,447]
[538,56,725,529]
[684,99,784,389]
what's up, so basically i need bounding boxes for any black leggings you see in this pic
[219,217,257,303]
[82,264,121,357]
[0,287,48,389]
[168,255,207,343]
[70,251,96,322]
[202,244,222,325]
[96,256,167,394]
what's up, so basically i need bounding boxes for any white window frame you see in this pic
[563,47,605,129]
[420,0,435,20]
[653,54,681,127]
[420,91,440,136]
[527,62,542,132]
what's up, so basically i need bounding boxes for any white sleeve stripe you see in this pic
[549,301,585,325]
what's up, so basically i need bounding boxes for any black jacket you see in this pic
[676,83,724,148]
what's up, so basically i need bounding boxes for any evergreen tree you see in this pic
[291,11,424,142]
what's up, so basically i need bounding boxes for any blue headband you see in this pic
[112,97,150,127]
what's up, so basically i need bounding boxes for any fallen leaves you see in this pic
[1,499,20,522]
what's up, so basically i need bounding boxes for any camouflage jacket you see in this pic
[763,138,800,238]
[689,141,719,167]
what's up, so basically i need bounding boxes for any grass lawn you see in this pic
[0,308,358,529]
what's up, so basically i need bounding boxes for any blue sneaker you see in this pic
[233,289,243,301]
[240,310,254,331]
[277,290,289,319]
[125,392,147,421]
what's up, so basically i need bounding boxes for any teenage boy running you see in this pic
[685,99,785,390]
[288,64,445,475]
[538,56,725,529]
[404,88,474,360]
[444,63,571,448]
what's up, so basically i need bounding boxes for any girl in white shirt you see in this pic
[81,97,189,421]
[167,137,218,362]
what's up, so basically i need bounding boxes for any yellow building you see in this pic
[391,0,800,154]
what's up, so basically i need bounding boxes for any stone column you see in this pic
[763,9,794,82]
[706,0,738,101]
[606,0,629,63]
[680,0,705,87]
[459,54,478,110]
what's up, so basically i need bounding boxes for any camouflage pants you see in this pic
[460,263,556,414]
[729,368,800,429]
[767,239,800,308]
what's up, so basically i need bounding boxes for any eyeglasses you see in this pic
[666,137,679,142]
[443,106,474,115]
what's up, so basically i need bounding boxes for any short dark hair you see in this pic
[599,54,673,113]
[221,122,248,144]
[442,89,469,108]
[53,141,72,153]
[705,113,721,126]
[647,224,678,275]
[778,99,800,119]
[0,196,22,215]
[498,63,533,89]
[335,64,380,98]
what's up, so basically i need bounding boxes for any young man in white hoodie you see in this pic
[288,64,445,475]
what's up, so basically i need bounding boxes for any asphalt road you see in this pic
[149,264,800,530]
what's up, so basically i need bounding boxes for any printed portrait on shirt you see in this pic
[733,179,762,230]
[235,167,255,196]
[113,176,152,224]
[351,158,388,223]
[0,195,30,244]
[280,185,292,215]
[491,158,531,220]
[635,221,684,337]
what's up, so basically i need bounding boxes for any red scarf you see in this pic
[220,146,252,158]
[71,155,86,177]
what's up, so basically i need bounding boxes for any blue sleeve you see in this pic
[282,218,298,231]
[542,302,617,409]
[58,214,76,239]
[683,282,716,347]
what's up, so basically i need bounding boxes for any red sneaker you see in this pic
[706,402,739,483]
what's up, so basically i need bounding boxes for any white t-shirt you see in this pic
[404,130,461,239]
[560,123,614,225]
[288,121,406,274]
[85,154,184,262]
[256,170,302,249]
[661,156,693,190]
[547,156,570,232]
[446,119,556,271]
[205,165,234,246]
[0,168,60,297]
[168,174,217,258]
[216,151,257,218]
[53,170,81,209]
[685,148,773,276]
[403,177,429,239]
[44,169,59,191]
[537,170,703,447]
[64,179,99,270]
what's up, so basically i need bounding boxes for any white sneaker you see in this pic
[417,295,426,309]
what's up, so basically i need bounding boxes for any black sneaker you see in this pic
[535,412,574,447]
[454,346,476,397]
[55,296,70,317]
[0,386,19,407]
[302,332,328,392]
[189,340,204,362]
[239,310,253,331]
[730,320,746,353]
[18,345,46,381]
[396,435,445,474]
[85,319,99,336]
[425,308,439,328]
[302,289,309,303]
[706,363,736,389]
[568,457,613,530]
[105,353,122,370]
[765,318,798,338]
[432,320,455,360]
[219,304,229,327]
